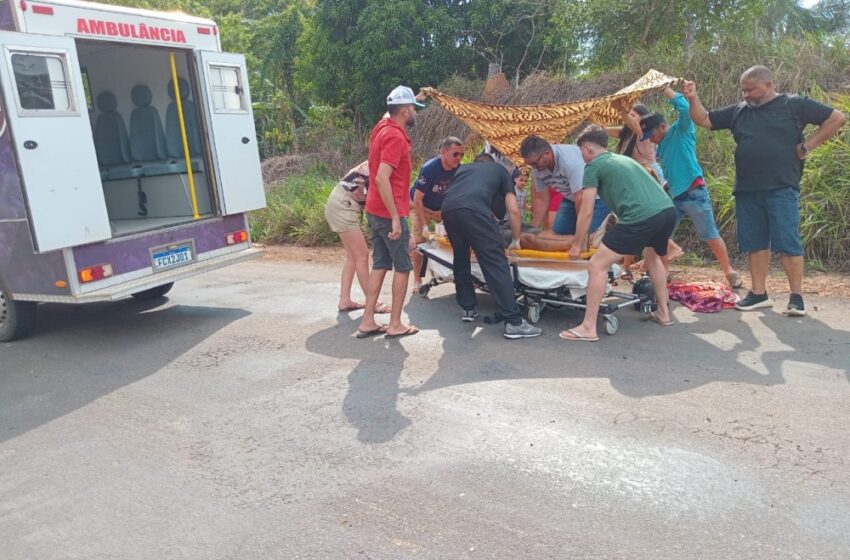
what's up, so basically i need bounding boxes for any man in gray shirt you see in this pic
[520,135,610,237]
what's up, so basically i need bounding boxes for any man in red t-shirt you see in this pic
[357,85,425,339]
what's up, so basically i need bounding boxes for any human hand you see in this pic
[422,225,431,238]
[795,142,809,160]
[682,81,697,100]
[408,234,417,254]
[568,244,582,260]
[508,238,521,251]
[389,218,402,240]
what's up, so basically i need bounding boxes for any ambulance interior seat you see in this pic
[94,91,139,181]
[165,77,203,173]
[129,84,173,176]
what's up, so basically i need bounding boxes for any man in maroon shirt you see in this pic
[357,86,424,339]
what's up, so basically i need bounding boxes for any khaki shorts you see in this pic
[325,185,362,233]
[410,207,442,243]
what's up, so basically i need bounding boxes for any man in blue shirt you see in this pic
[410,136,464,291]
[641,87,741,288]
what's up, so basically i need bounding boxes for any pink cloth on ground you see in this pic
[667,281,740,313]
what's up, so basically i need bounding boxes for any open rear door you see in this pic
[196,51,265,215]
[0,32,110,253]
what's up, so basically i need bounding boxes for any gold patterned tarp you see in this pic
[421,69,682,166]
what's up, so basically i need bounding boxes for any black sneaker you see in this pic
[504,320,543,339]
[735,291,771,311]
[462,309,480,322]
[783,293,806,317]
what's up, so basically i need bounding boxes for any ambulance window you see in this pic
[11,53,72,112]
[209,65,245,112]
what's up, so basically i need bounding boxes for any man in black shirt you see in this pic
[685,65,845,316]
[440,154,543,339]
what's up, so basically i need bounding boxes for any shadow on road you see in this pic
[404,289,850,399]
[0,297,249,444]
[304,313,411,445]
[308,287,850,445]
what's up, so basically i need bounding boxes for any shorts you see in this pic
[552,197,610,235]
[410,207,442,243]
[367,213,413,272]
[548,187,563,212]
[602,207,677,256]
[735,187,803,256]
[673,186,720,241]
[325,185,362,233]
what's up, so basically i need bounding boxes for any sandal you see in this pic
[385,326,419,339]
[375,301,391,314]
[648,312,673,326]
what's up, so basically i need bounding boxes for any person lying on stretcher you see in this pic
[515,214,614,253]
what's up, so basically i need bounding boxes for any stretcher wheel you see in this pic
[527,303,542,324]
[603,314,619,335]
[418,284,431,297]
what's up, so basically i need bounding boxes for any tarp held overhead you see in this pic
[421,69,682,166]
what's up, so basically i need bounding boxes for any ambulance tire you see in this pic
[131,282,174,301]
[0,279,37,342]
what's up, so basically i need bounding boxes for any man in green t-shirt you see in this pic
[562,125,677,342]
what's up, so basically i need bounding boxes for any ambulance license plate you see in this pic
[151,242,194,271]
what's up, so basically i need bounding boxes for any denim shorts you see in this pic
[367,213,413,272]
[735,187,803,256]
[673,186,721,241]
[552,197,610,235]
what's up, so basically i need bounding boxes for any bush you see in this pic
[250,172,341,245]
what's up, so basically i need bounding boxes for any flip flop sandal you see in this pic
[558,328,599,342]
[338,303,366,312]
[385,326,419,339]
[355,326,387,339]
[375,302,392,314]
[648,312,674,326]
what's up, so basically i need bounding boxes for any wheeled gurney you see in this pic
[416,241,654,335]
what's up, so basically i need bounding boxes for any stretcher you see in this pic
[416,241,655,335]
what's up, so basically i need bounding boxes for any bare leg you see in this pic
[386,271,414,336]
[520,232,574,252]
[411,248,424,291]
[643,247,671,323]
[706,237,734,276]
[561,244,622,339]
[358,269,388,332]
[780,254,804,294]
[748,249,770,294]
[338,229,370,309]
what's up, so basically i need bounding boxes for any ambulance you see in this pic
[0,0,266,341]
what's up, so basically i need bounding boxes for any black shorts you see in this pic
[602,207,676,256]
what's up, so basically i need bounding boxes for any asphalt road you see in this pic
[2,257,849,559]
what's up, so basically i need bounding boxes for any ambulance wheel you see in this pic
[527,303,542,324]
[131,282,174,301]
[0,281,37,342]
[603,314,619,335]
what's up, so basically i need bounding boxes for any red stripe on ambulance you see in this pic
[76,18,187,43]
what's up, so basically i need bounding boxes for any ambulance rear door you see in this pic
[0,31,110,252]
[195,51,265,215]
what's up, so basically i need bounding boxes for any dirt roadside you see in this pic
[258,244,850,298]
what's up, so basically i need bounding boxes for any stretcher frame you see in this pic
[416,242,654,335]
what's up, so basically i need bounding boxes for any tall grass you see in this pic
[250,172,340,245]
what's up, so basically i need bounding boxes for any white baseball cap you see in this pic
[386,85,425,108]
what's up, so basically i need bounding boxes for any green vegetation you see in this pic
[251,172,338,245]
